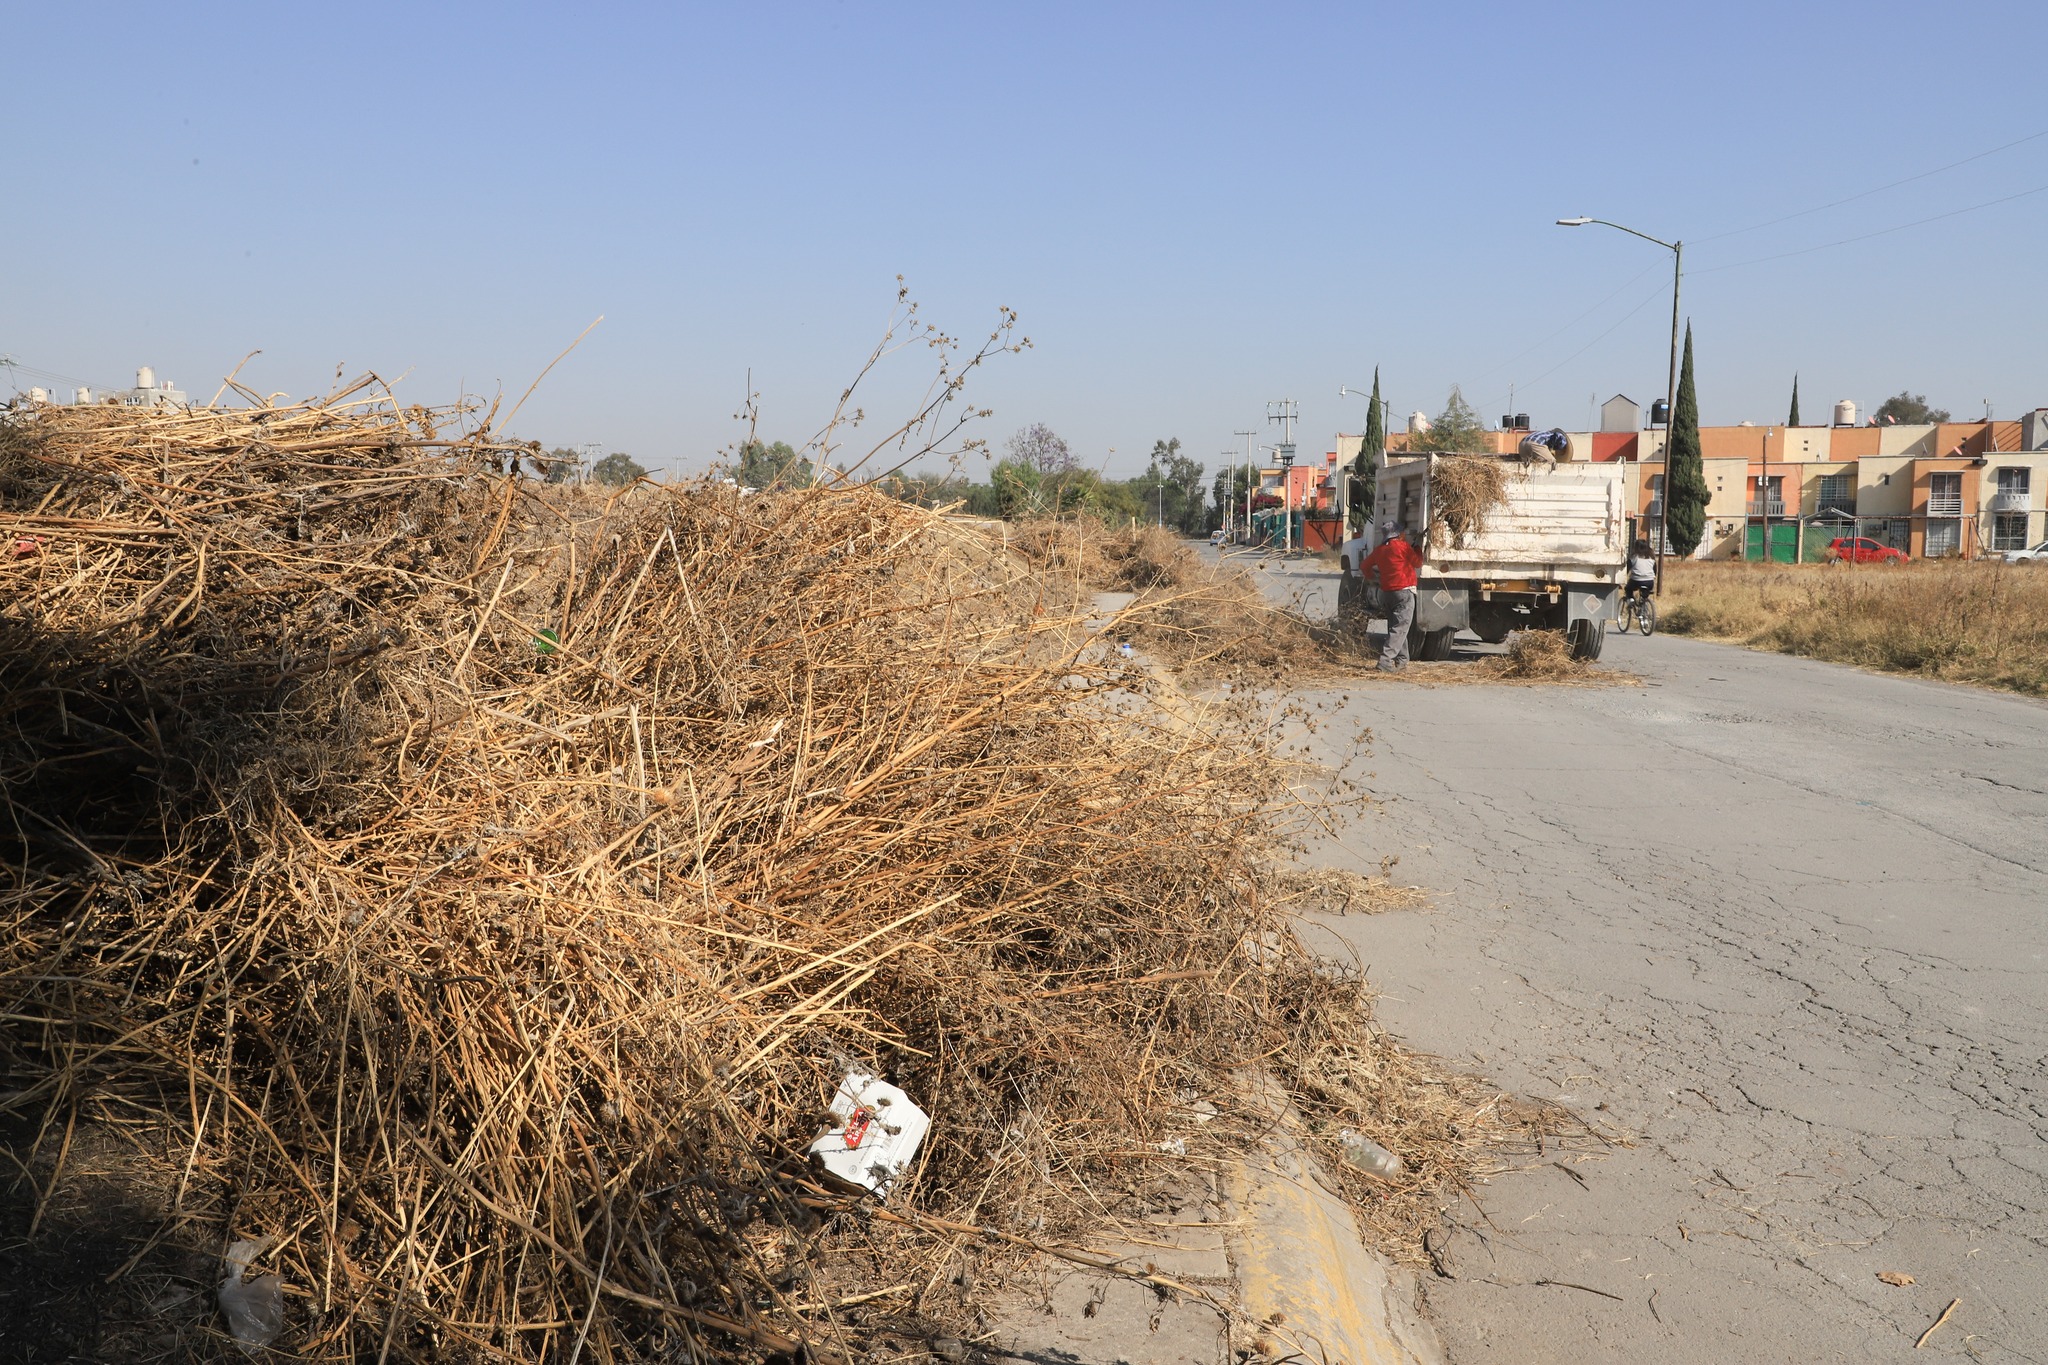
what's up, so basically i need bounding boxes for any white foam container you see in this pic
[807,1072,930,1198]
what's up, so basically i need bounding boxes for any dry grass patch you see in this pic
[1268,865,1425,916]
[1661,560,2048,695]
[0,398,1579,1362]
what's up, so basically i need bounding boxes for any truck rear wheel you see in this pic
[1566,619,1606,661]
[1468,604,1513,644]
[1408,625,1458,661]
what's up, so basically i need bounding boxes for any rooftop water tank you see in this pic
[75,387,92,405]
[1833,399,1857,427]
[136,366,155,390]
[1407,411,1431,434]
[1514,413,1530,431]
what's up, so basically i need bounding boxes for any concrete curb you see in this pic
[991,1087,1442,1365]
[1223,1137,1441,1365]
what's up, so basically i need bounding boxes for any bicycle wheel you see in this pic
[1638,597,1656,637]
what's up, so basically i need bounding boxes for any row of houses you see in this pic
[1252,402,2048,560]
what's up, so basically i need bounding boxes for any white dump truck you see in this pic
[1337,454,1630,661]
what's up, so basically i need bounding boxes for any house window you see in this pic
[1878,518,1909,549]
[1992,514,2028,551]
[1929,472,1963,517]
[1926,519,1962,558]
[1816,474,1853,512]
[1997,467,2030,495]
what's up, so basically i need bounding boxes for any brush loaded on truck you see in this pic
[1337,454,1630,661]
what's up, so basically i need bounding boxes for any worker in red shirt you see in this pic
[1358,522,1424,672]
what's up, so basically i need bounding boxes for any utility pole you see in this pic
[1268,401,1298,555]
[1234,429,1256,544]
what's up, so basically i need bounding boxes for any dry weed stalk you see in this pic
[0,393,1505,1361]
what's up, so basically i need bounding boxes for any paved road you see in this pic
[1239,554,2048,1361]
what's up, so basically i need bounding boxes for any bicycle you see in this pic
[1618,585,1656,637]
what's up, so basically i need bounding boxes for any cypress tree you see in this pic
[1350,367,1386,534]
[1788,374,1801,427]
[1665,323,1709,556]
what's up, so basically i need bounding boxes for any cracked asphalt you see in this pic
[1235,556,2048,1362]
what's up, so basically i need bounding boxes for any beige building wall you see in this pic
[1778,427,1832,463]
[1799,462,1860,516]
[1703,457,1749,559]
[1858,456,1915,516]
[1981,451,2048,551]
[1877,424,1939,457]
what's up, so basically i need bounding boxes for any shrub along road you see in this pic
[1256,573,2048,1360]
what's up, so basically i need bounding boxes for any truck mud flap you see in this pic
[1410,584,1469,634]
[1564,586,1618,625]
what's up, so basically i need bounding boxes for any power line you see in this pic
[1693,179,2048,276]
[1695,126,2048,245]
[1470,259,1662,385]
[1485,278,1670,412]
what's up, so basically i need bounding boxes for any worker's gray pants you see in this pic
[1381,588,1415,667]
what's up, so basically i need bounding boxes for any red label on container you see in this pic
[842,1106,873,1148]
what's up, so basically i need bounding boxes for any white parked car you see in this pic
[2002,539,2048,564]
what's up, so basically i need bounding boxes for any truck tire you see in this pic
[1567,619,1606,661]
[1468,604,1513,644]
[1408,625,1458,661]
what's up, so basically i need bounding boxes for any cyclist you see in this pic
[1625,537,1657,620]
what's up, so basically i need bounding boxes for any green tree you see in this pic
[737,440,811,489]
[1664,323,1709,556]
[1873,391,1951,425]
[1212,461,1256,532]
[590,451,648,486]
[1349,368,1386,534]
[1139,437,1206,534]
[1788,374,1801,428]
[541,446,583,484]
[1408,385,1491,454]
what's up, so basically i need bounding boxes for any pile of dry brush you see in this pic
[0,391,1540,1363]
[1001,520,1347,677]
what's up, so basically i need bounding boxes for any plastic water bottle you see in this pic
[1338,1128,1405,1180]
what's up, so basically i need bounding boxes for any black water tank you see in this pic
[1514,413,1531,431]
[1501,415,1515,430]
[1650,399,1670,426]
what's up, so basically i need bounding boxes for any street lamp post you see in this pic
[1340,384,1393,533]
[1557,216,1682,589]
[1234,430,1256,544]
[1277,446,1296,555]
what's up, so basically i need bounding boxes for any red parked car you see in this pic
[1826,536,1907,565]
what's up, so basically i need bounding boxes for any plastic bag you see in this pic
[218,1237,284,1351]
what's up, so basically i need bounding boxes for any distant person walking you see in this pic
[1360,523,1424,672]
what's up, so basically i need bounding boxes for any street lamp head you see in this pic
[1556,216,1592,227]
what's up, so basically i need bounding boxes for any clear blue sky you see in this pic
[7,1,2045,480]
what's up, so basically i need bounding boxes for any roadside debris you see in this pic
[217,1238,284,1351]
[809,1073,930,1198]
[0,393,1549,1360]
